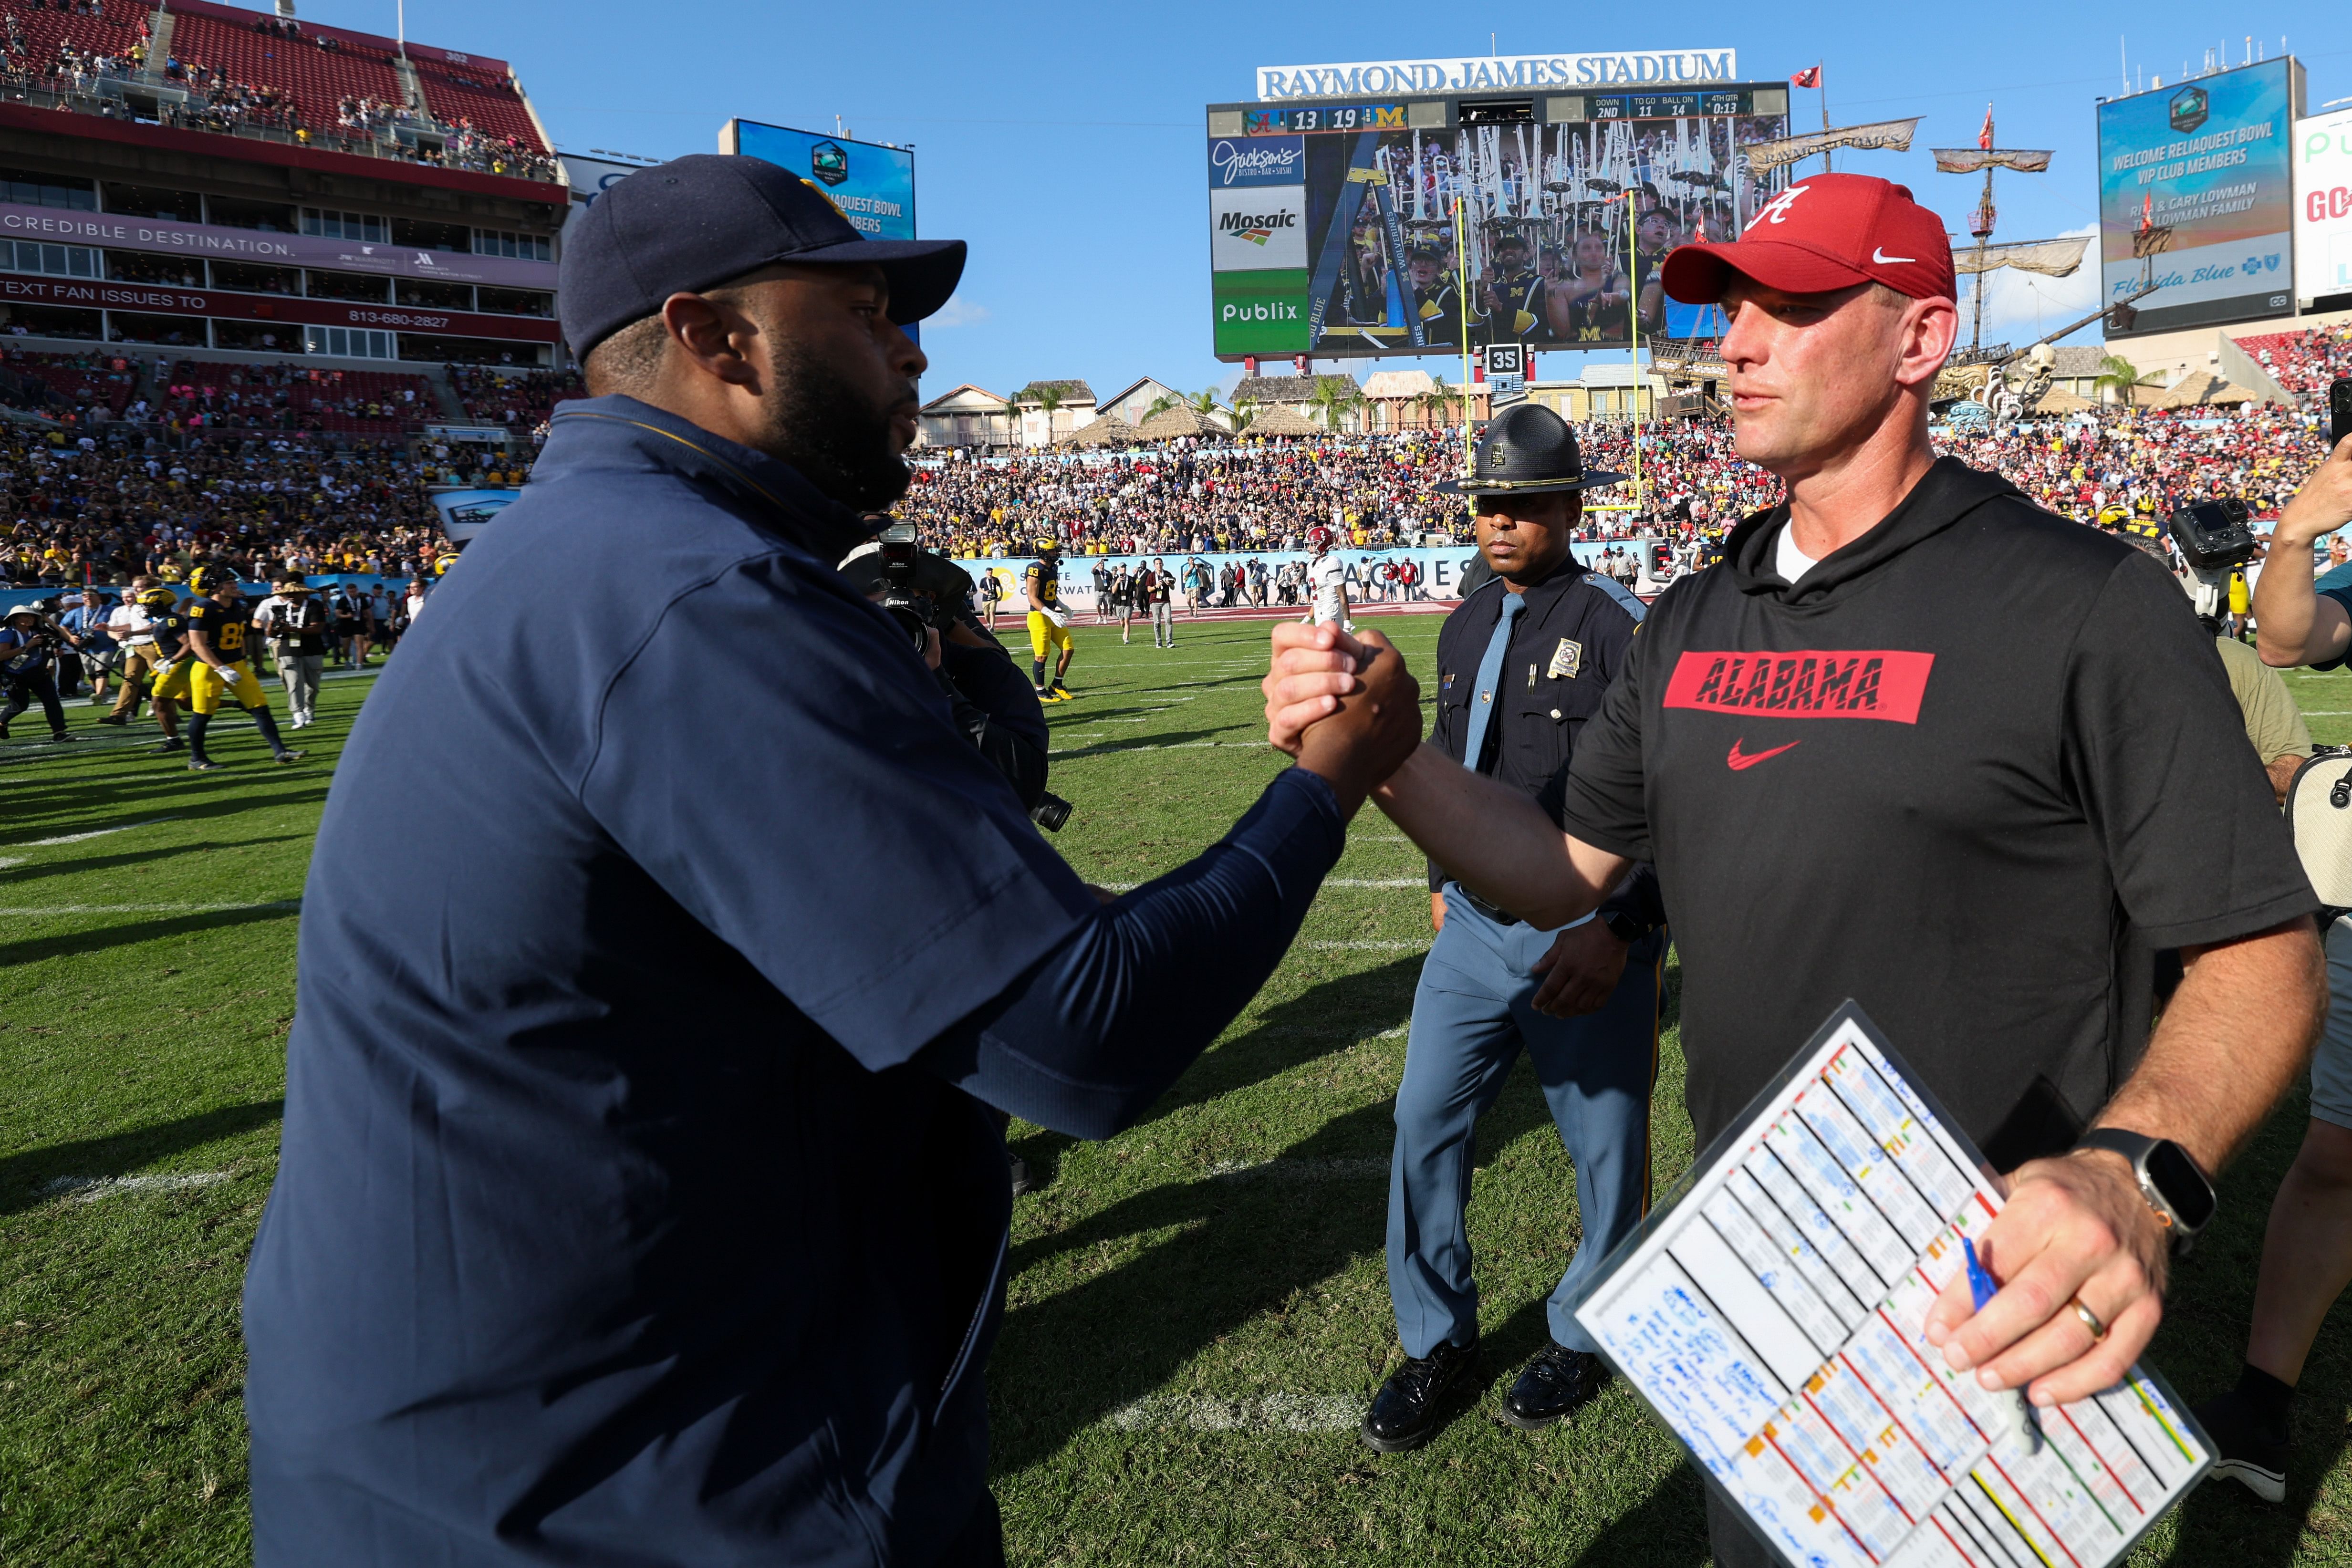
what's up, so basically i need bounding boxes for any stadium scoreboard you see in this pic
[1206,84,1790,361]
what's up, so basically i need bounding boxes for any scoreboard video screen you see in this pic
[1207,85,1790,359]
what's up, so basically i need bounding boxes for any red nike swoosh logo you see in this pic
[1727,738,1801,771]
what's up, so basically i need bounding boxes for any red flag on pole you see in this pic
[2140,191,2153,230]
[1790,65,1821,88]
[1977,104,1995,151]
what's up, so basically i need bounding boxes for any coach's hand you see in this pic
[1922,1149,2168,1408]
[1291,628,1420,819]
[1528,919,1629,1018]
[1264,620,1376,756]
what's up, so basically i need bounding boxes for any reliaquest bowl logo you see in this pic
[810,140,848,187]
[2169,85,2209,135]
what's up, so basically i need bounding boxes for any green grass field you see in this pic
[5,621,2352,1565]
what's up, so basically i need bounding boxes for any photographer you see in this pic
[0,603,76,742]
[2205,430,2352,1500]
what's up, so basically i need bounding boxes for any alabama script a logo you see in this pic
[1662,649,1935,723]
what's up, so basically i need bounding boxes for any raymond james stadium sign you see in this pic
[1256,50,1737,100]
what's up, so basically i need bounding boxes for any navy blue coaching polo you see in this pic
[243,396,1103,1564]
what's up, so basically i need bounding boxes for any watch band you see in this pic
[2073,1127,2214,1245]
[1602,910,1652,945]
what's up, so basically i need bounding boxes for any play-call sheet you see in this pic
[1574,1007,2209,1568]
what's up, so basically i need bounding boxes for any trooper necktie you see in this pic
[1457,591,1525,775]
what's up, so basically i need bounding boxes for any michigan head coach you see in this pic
[241,155,1420,1566]
[1266,174,2326,1564]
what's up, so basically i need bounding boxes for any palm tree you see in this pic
[994,393,1021,448]
[1308,374,1360,433]
[1228,396,1259,434]
[1031,383,1067,443]
[1418,376,1457,430]
[1140,393,1181,425]
[1188,386,1222,417]
[2093,353,2143,408]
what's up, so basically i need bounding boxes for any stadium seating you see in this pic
[412,60,545,151]
[160,358,435,436]
[448,365,585,426]
[0,347,138,416]
[2,0,150,82]
[165,0,410,135]
[2235,326,2352,410]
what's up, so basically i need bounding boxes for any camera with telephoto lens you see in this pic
[874,521,937,655]
[2166,498,2256,572]
[1029,791,1073,833]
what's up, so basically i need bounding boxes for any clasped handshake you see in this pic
[1259,621,1424,817]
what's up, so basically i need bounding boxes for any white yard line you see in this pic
[1303,940,1428,951]
[42,1171,234,1202]
[1208,1157,1390,1181]
[0,899,299,916]
[1323,878,1424,889]
[1103,1392,1362,1433]
[12,814,181,849]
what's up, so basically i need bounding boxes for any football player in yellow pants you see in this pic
[149,569,304,772]
[1024,540,1074,701]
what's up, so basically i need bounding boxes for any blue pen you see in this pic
[1961,1236,1997,1311]
[1962,1236,2045,1450]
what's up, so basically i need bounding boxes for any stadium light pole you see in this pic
[1454,194,1473,478]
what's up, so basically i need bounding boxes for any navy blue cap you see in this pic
[558,153,966,356]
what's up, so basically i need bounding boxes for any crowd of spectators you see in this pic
[0,422,476,589]
[899,323,2352,561]
[449,365,585,427]
[0,320,2344,600]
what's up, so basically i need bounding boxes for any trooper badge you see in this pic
[1547,638,1584,680]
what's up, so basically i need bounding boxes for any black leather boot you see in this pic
[1360,1337,1477,1453]
[1500,1340,1609,1429]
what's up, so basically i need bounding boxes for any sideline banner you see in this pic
[954,540,1653,615]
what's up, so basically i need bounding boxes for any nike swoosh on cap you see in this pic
[1871,247,1917,264]
[1726,738,1802,771]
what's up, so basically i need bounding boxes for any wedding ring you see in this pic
[2070,1297,2108,1344]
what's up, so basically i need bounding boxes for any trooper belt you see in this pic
[1458,885,1520,925]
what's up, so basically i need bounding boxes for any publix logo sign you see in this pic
[1218,209,1298,244]
[1220,298,1301,323]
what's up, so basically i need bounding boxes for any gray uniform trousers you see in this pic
[1388,880,1666,1358]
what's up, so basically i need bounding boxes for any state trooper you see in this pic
[1361,401,1669,1453]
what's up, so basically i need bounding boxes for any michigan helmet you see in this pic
[187,566,233,595]
[138,587,179,608]
[1036,537,1061,557]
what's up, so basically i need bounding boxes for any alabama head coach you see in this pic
[240,155,1419,1566]
[1267,174,2326,1565]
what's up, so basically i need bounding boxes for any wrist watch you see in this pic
[2072,1128,2216,1251]
[1601,910,1653,946]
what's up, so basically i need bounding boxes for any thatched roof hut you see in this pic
[1059,415,1138,448]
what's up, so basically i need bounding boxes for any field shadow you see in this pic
[1051,727,1254,760]
[0,1098,284,1215]
[990,1062,1562,1475]
[2143,1083,2352,1565]
[1121,955,1425,1133]
[0,902,301,967]
[0,833,308,883]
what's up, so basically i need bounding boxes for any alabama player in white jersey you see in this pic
[1305,526,1352,630]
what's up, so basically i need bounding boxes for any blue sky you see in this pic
[302,1,2347,399]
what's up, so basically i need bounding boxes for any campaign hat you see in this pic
[1436,402,1626,496]
[559,154,968,357]
[1660,173,1955,305]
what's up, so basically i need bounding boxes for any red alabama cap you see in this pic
[1660,173,1956,305]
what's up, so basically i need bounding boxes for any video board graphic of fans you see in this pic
[1208,93,1789,359]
